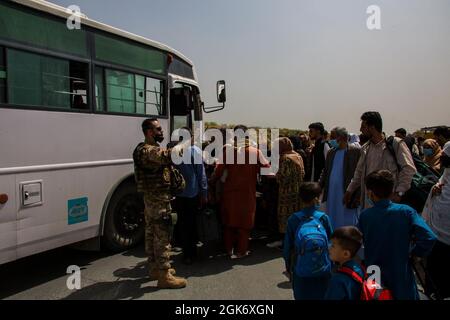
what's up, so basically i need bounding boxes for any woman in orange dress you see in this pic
[212,126,269,258]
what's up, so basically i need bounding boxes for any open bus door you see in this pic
[169,80,226,142]
[170,86,194,135]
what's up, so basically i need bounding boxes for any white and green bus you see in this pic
[0,0,225,264]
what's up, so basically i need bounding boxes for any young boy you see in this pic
[358,170,437,300]
[325,226,365,300]
[283,182,333,300]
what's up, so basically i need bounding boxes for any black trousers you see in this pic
[427,240,450,299]
[173,196,199,259]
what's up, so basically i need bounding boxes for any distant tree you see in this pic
[205,121,219,127]
[204,122,306,140]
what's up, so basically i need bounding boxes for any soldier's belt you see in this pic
[150,212,178,225]
[143,193,172,202]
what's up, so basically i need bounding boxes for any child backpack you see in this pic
[293,211,331,277]
[338,265,394,300]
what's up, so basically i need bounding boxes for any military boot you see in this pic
[157,270,187,289]
[149,268,176,281]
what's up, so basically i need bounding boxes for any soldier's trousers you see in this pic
[143,195,172,270]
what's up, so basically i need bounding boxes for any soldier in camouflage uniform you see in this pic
[133,118,187,289]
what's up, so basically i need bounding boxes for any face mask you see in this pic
[329,139,339,148]
[155,135,164,143]
[423,148,434,157]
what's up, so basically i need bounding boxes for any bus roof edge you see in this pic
[11,0,195,68]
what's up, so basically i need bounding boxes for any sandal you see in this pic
[231,251,251,259]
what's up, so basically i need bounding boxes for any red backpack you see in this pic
[338,265,394,300]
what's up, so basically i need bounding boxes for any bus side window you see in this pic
[73,94,87,109]
[70,61,89,110]
[0,47,6,104]
[6,49,89,110]
[95,66,105,111]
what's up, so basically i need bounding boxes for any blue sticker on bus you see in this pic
[68,197,88,225]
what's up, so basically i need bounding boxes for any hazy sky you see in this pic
[52,0,450,134]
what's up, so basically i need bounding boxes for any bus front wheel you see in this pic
[102,181,145,252]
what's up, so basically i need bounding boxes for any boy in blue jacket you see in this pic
[325,226,365,300]
[358,170,437,300]
[283,182,333,300]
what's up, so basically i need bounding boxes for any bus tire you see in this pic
[102,181,145,252]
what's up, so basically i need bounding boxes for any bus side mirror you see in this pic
[217,80,226,103]
[203,80,226,113]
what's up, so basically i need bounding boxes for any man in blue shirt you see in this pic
[358,170,436,300]
[173,127,208,264]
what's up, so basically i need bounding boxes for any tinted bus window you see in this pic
[168,57,194,80]
[7,49,88,110]
[99,67,165,116]
[95,34,166,75]
[0,2,87,57]
[95,66,105,111]
[0,47,5,103]
[144,76,165,115]
[105,69,135,114]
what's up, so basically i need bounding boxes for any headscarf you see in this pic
[349,133,360,144]
[443,141,450,157]
[423,139,442,172]
[275,137,304,168]
[349,133,361,148]
[422,141,450,245]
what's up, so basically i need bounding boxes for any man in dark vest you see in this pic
[307,122,330,182]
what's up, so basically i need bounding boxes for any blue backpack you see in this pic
[294,210,331,278]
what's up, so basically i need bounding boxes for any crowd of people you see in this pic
[133,113,450,300]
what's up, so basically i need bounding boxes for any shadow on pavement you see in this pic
[61,238,285,300]
[1,230,284,300]
[62,278,160,300]
[121,236,284,280]
[0,247,112,299]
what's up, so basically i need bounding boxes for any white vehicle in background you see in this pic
[0,0,226,265]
